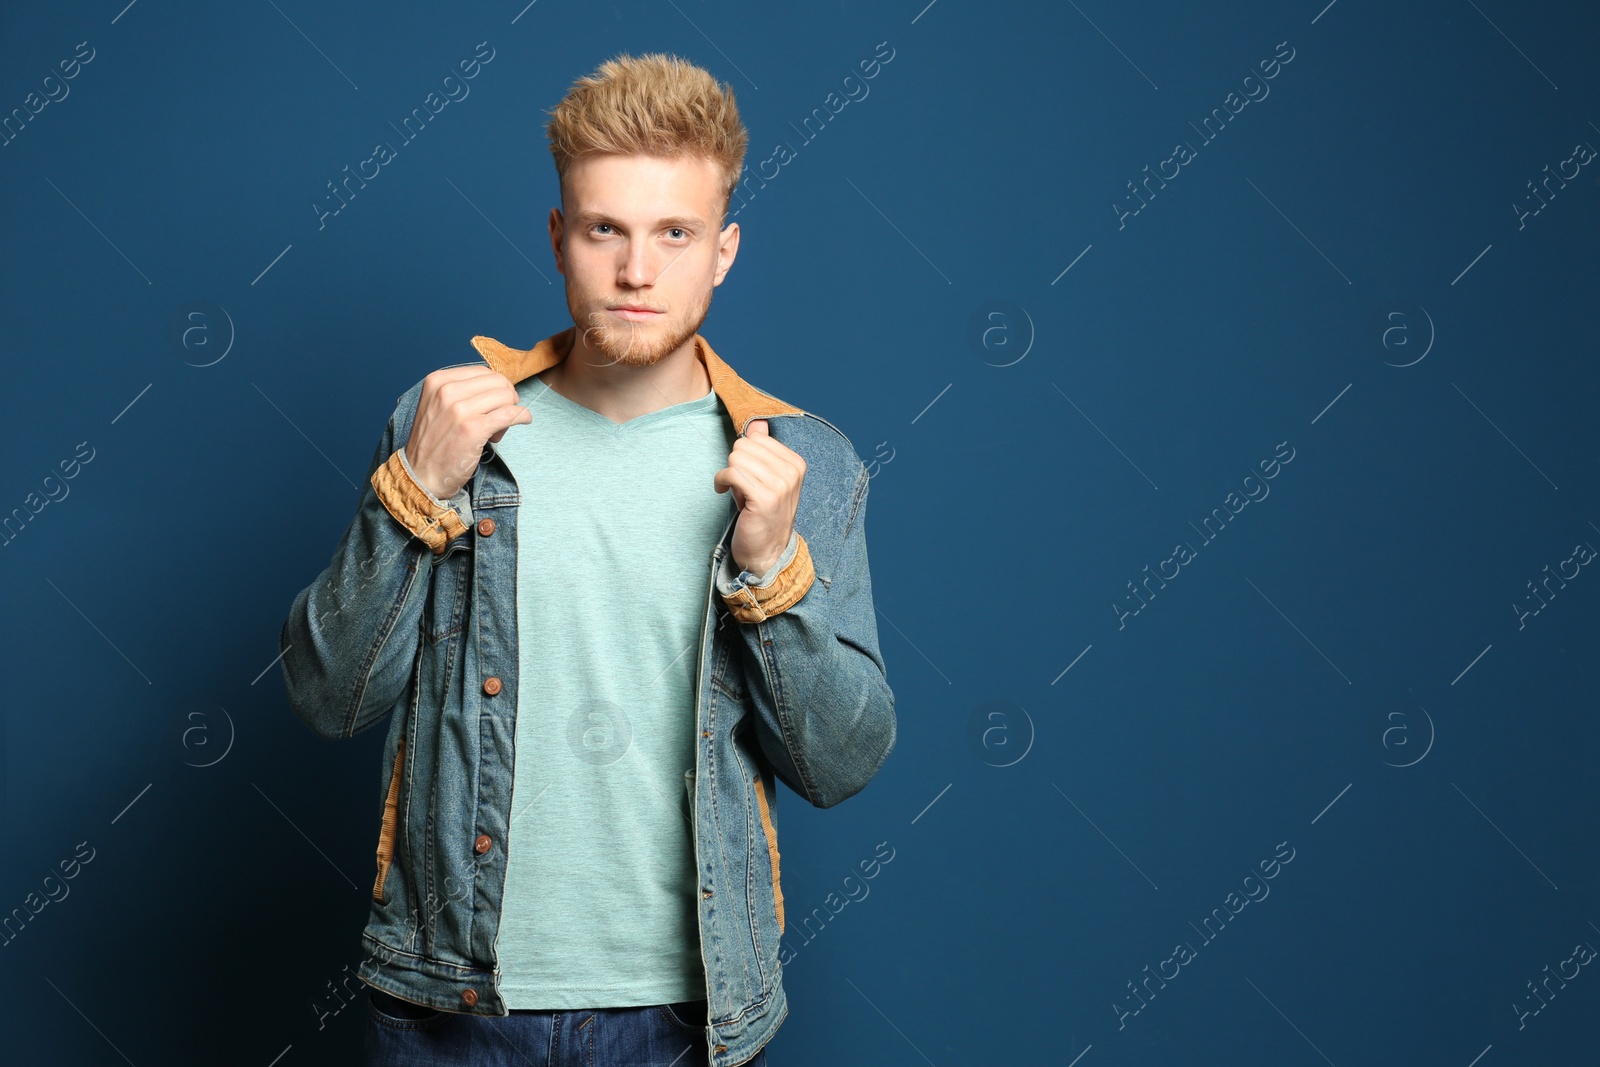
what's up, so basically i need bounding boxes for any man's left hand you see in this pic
[714,419,805,576]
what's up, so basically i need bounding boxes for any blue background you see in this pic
[3,1,1597,1064]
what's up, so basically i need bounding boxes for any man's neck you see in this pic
[542,334,712,426]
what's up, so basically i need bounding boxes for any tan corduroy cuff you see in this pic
[371,450,470,555]
[719,534,816,623]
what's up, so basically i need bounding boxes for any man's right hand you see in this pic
[403,366,531,500]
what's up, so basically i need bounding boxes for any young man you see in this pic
[279,53,896,1067]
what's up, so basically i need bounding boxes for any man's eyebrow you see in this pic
[571,210,708,230]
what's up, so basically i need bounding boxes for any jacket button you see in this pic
[483,676,502,696]
[475,834,492,854]
[477,518,496,537]
[460,988,478,1007]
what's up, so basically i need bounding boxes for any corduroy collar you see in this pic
[469,327,805,436]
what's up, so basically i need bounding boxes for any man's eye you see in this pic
[667,228,686,240]
[593,224,614,235]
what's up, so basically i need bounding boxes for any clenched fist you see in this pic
[404,366,531,500]
[714,419,806,575]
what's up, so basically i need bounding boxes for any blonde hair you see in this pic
[545,53,749,220]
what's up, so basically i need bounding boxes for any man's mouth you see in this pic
[608,305,664,322]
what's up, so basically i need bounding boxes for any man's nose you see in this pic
[619,239,655,287]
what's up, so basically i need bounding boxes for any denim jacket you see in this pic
[278,327,896,1067]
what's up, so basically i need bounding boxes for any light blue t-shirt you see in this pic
[489,370,736,1009]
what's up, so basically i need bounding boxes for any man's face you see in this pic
[550,152,738,368]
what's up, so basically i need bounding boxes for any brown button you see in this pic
[475,834,492,854]
[482,676,502,696]
[460,988,478,1007]
[477,518,496,537]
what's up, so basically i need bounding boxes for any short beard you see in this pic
[571,286,713,370]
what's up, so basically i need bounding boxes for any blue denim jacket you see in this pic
[278,328,896,1067]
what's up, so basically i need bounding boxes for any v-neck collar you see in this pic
[525,373,719,437]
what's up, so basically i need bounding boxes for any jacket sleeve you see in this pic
[719,463,896,809]
[278,398,471,740]
[398,445,475,525]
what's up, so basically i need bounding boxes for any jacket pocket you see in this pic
[424,551,469,645]
[752,773,784,934]
[373,734,406,903]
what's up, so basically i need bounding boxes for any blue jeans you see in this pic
[364,986,770,1066]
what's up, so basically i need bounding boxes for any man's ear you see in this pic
[713,220,739,286]
[548,207,566,275]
